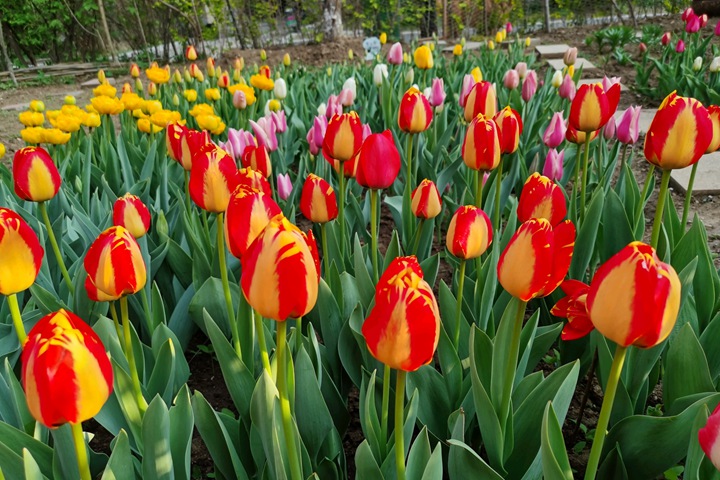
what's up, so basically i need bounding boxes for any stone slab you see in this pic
[0,103,27,112]
[442,41,482,53]
[578,78,627,91]
[535,44,571,59]
[670,153,720,194]
[547,57,599,75]
[80,77,117,88]
[612,109,655,134]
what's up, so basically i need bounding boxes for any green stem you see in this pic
[572,144,582,216]
[500,299,527,424]
[650,169,672,249]
[580,134,592,223]
[681,162,698,228]
[39,202,73,295]
[370,189,380,283]
[253,309,271,376]
[217,213,241,358]
[405,134,414,200]
[321,223,330,283]
[394,369,407,480]
[616,144,629,190]
[380,364,391,453]
[7,294,26,346]
[140,287,153,335]
[70,422,91,480]
[338,166,346,261]
[184,170,191,212]
[494,160,504,230]
[584,346,628,480]
[476,170,483,208]
[634,165,656,234]
[110,301,121,344]
[277,321,303,480]
[453,260,467,350]
[412,219,425,256]
[120,296,147,414]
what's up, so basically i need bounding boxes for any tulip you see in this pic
[0,142,4,159]
[516,62,528,79]
[459,74,476,108]
[274,78,287,100]
[307,115,327,156]
[488,40,495,50]
[558,74,576,100]
[373,64,388,86]
[494,106,523,154]
[452,44,463,56]
[676,39,685,53]
[707,105,720,153]
[660,32,671,46]
[446,205,492,260]
[716,20,720,36]
[615,106,641,145]
[563,47,577,66]
[411,179,442,219]
[241,145,272,179]
[130,63,140,78]
[238,167,272,197]
[705,14,712,28]
[113,194,151,239]
[225,186,281,259]
[398,87,433,136]
[503,69,519,90]
[388,42,403,65]
[686,14,700,33]
[404,68,414,85]
[166,124,211,171]
[464,81,497,122]
[639,42,647,53]
[543,112,567,148]
[189,143,242,213]
[693,56,703,71]
[711,57,720,72]
[517,172,567,227]
[462,113,501,173]
[603,115,616,140]
[338,87,355,107]
[379,32,387,44]
[271,110,287,134]
[0,208,43,299]
[356,130,401,190]
[414,45,433,69]
[300,173,338,224]
[551,70,563,88]
[325,94,342,118]
[84,225,146,302]
[13,146,61,202]
[250,117,278,152]
[682,7,694,20]
[700,404,720,471]
[323,111,363,162]
[543,148,565,181]
[565,125,598,144]
[275,173,292,201]
[232,89,247,109]
[430,77,445,107]
[569,83,621,133]
[521,70,538,101]
[348,49,354,60]
[226,127,255,161]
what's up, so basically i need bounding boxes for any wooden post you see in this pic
[544,0,551,33]
[97,0,119,65]
[0,15,17,87]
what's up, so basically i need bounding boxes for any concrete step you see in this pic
[535,44,571,59]
[547,57,600,75]
[671,155,720,195]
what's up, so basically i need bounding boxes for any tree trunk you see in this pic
[97,0,119,64]
[625,0,637,27]
[544,0,551,33]
[443,0,448,39]
[323,0,343,41]
[0,15,17,87]
[132,0,151,62]
[223,0,243,48]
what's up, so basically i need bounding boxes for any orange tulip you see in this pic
[446,205,493,259]
[238,167,272,196]
[0,208,44,295]
[464,81,497,123]
[361,256,440,371]
[398,87,433,134]
[493,106,523,154]
[84,226,146,301]
[497,218,575,301]
[189,144,242,213]
[22,309,113,427]
[166,124,211,171]
[113,193,151,239]
[241,214,319,321]
[322,112,363,162]
[185,45,198,61]
[225,186,281,258]
[411,179,442,219]
[299,174,338,224]
[586,242,680,348]
[12,146,61,202]
[569,83,621,133]
[259,65,271,78]
[462,113,501,171]
[550,280,593,341]
[706,105,720,153]
[241,145,272,179]
[644,91,713,169]
[517,173,567,226]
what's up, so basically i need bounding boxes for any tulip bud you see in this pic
[22,309,113,427]
[543,148,565,181]
[515,62,528,79]
[682,7,694,21]
[241,145,272,178]
[300,174,338,224]
[525,37,531,47]
[413,45,433,68]
[588,242,680,348]
[0,142,4,159]
[113,193,151,239]
[616,106,641,145]
[84,226,146,300]
[603,115,616,140]
[321,111,363,163]
[388,42,403,65]
[563,47,578,66]
[715,20,720,36]
[0,208,43,295]
[446,205,492,259]
[224,186,281,259]
[676,39,685,53]
[277,173,293,200]
[494,106,523,154]
[517,173,567,226]
[498,218,576,301]
[693,56,703,71]
[233,90,247,110]
[379,32,387,44]
[148,82,157,97]
[362,256,440,371]
[411,179,442,219]
[64,95,76,106]
[404,68,414,85]
[356,130,401,190]
[661,32,671,46]
[686,14,700,33]
[551,70,563,88]
[185,45,197,61]
[189,144,242,212]
[522,70,538,102]
[398,87,433,133]
[488,40,495,50]
[503,69,520,90]
[639,42,647,53]
[29,100,45,113]
[130,63,140,78]
[464,81,497,122]
[206,57,216,78]
[462,113,501,171]
[453,44,463,56]
[459,74,476,107]
[274,78,287,100]
[429,77,446,107]
[706,105,720,153]
[373,64,388,86]
[558,74,576,101]
[13,147,62,202]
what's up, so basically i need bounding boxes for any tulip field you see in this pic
[3,11,720,480]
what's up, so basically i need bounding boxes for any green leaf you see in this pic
[355,440,384,479]
[663,323,715,411]
[168,386,193,480]
[540,402,573,480]
[406,427,431,480]
[447,410,503,480]
[22,449,44,480]
[597,445,629,480]
[142,396,174,480]
[101,430,134,480]
[0,421,53,477]
[569,188,604,280]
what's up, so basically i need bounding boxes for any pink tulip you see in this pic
[362,123,372,140]
[459,74,476,107]
[616,106,641,145]
[232,90,247,109]
[306,128,320,155]
[522,70,538,102]
[602,76,621,91]
[271,110,287,133]
[250,118,278,152]
[227,128,255,160]
[543,112,567,148]
[716,20,720,36]
[506,22,513,33]
[312,115,328,149]
[515,62,528,79]
[430,77,446,107]
[277,173,292,200]
[676,39,685,53]
[701,14,708,27]
[662,32,672,45]
[682,7,694,21]
[639,42,647,53]
[558,74,576,101]
[326,94,342,118]
[686,14,700,33]
[338,88,355,107]
[503,69,519,90]
[388,42,403,65]
[603,115,616,140]
[543,149,564,181]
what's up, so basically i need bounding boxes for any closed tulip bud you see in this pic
[463,113,501,171]
[238,167,272,196]
[308,115,328,155]
[588,242,680,347]
[616,106,641,145]
[639,42,647,53]
[494,106,523,154]
[362,256,440,371]
[22,309,113,428]
[121,82,132,94]
[113,193,151,239]
[130,63,140,78]
[503,69,519,90]
[404,68,414,85]
[464,81,497,122]
[184,68,192,82]
[699,404,720,471]
[0,143,4,159]
[411,179,442,219]
[525,37,532,47]
[225,186,281,258]
[217,72,230,88]
[711,57,720,72]
[517,172,567,226]
[700,13,708,27]
[348,49,354,60]
[13,146,61,202]
[189,144,242,212]
[0,208,43,295]
[551,70,563,88]
[543,148,565,181]
[300,174,338,224]
[185,45,197,61]
[569,82,621,133]
[676,39,685,53]
[233,90,248,110]
[563,47,578,66]
[686,14,700,33]
[682,7,694,21]
[459,74,476,108]
[693,56,703,71]
[240,145,271,178]
[64,95,76,106]
[241,214,319,321]
[661,32,671,46]
[398,87,433,133]
[273,78,287,100]
[29,100,45,113]
[453,44,463,56]
[446,205,492,259]
[488,40,495,50]
[276,173,292,200]
[148,82,157,97]
[558,74,575,100]
[388,42,403,65]
[84,226,146,300]
[379,32,387,44]
[498,218,576,301]
[495,31,503,43]
[355,130,401,190]
[429,77,446,107]
[338,87,355,107]
[522,70,538,102]
[206,57,216,77]
[716,20,720,36]
[603,115,616,140]
[373,64,388,86]
[544,112,567,148]
[644,92,713,169]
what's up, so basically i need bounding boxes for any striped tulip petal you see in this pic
[113,193,151,239]
[587,241,680,348]
[0,208,44,295]
[189,144,242,213]
[463,81,497,123]
[322,112,363,162]
[551,280,593,341]
[699,404,720,471]
[238,167,272,196]
[84,226,146,300]
[446,205,493,260]
[225,186,281,258]
[13,147,62,202]
[462,113,501,171]
[299,174,338,224]
[517,173,567,226]
[241,145,272,178]
[22,309,113,427]
[706,105,720,154]
[398,87,433,134]
[569,83,621,133]
[565,125,598,145]
[493,106,523,154]
[411,179,442,219]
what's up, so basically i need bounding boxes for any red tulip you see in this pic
[13,146,61,202]
[462,113,501,171]
[398,87,433,134]
[550,280,593,341]
[299,174,338,224]
[113,193,151,239]
[225,186,281,258]
[355,130,401,189]
[84,226,146,301]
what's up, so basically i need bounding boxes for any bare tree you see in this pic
[97,0,119,64]
[324,0,343,40]
[545,0,551,33]
[0,14,16,87]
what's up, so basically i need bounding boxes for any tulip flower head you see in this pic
[686,13,701,33]
[323,112,364,162]
[238,167,272,196]
[166,124,211,171]
[429,77,446,107]
[277,173,293,200]
[13,147,61,202]
[566,125,598,144]
[464,81,497,122]
[603,115,616,140]
[0,208,43,296]
[414,45,434,69]
[676,39,685,53]
[707,105,720,153]
[559,74,576,101]
[388,42,403,65]
[516,62,528,79]
[551,70,563,88]
[543,148,565,181]
[84,226,146,301]
[521,70,538,102]
[498,218,576,301]
[241,145,272,178]
[569,82,621,133]
[373,64,389,86]
[551,280,593,341]
[411,179,442,219]
[699,404,720,471]
[587,242,680,348]
[113,194,151,239]
[250,118,278,152]
[241,214,319,321]
[189,144,242,213]
[616,106,641,145]
[300,174,338,224]
[563,47,578,66]
[185,45,197,61]
[503,69,520,90]
[494,106,523,154]
[517,173,567,226]
[356,130,401,190]
[225,186,281,258]
[22,309,113,427]
[446,205,493,260]
[274,78,287,100]
[459,74,476,108]
[644,91,713,170]
[398,87,433,133]
[543,112,567,148]
[362,256,440,371]
[462,113,501,171]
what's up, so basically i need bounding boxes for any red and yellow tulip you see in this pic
[462,113,501,171]
[322,112,364,162]
[225,186,281,258]
[12,146,61,202]
[166,124,211,171]
[411,179,442,219]
[238,167,272,197]
[569,82,621,133]
[299,174,338,224]
[706,105,720,154]
[550,280,593,341]
[185,45,197,61]
[517,173,567,226]
[113,194,151,239]
[84,226,146,301]
[446,205,493,259]
[398,87,433,134]
[493,106,523,154]
[189,144,242,213]
[565,125,598,144]
[0,208,44,296]
[464,81,497,123]
[699,404,720,471]
[241,145,272,179]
